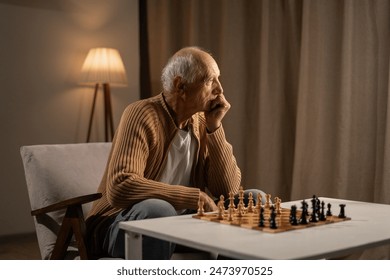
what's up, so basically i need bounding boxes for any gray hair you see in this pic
[161,47,210,92]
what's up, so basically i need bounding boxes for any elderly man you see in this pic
[86,46,263,259]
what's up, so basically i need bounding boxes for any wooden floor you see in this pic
[0,233,41,260]
[0,233,212,260]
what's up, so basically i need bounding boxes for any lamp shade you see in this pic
[80,48,127,86]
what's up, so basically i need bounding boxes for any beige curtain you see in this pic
[147,0,390,258]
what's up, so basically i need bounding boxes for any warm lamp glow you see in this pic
[81,47,127,142]
[80,48,127,86]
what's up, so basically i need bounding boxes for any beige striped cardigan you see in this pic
[86,93,241,253]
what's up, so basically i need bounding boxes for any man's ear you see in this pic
[173,76,186,93]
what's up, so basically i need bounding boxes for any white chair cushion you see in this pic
[20,143,111,259]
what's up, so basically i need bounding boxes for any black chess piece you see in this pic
[290,205,298,225]
[269,206,278,229]
[258,207,265,227]
[299,200,308,224]
[310,196,318,223]
[304,200,309,216]
[311,195,317,209]
[326,203,332,216]
[319,201,327,221]
[316,198,321,216]
[338,204,346,218]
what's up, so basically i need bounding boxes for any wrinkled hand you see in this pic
[199,191,218,212]
[205,94,230,133]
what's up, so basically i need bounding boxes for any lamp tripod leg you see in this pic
[103,83,114,142]
[86,84,99,142]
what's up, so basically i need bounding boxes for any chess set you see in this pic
[193,187,351,233]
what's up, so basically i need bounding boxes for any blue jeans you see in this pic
[104,189,265,259]
[103,199,177,259]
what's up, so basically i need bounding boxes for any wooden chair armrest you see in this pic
[31,193,102,216]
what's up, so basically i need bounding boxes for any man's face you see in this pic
[183,55,224,113]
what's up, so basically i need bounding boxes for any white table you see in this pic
[119,197,390,259]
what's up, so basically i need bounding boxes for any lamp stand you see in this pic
[86,83,114,142]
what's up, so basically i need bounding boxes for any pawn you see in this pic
[247,192,254,213]
[255,193,263,214]
[237,201,244,218]
[228,192,235,211]
[326,203,332,216]
[217,206,224,220]
[197,198,205,216]
[265,194,271,209]
[228,204,234,221]
[338,204,346,218]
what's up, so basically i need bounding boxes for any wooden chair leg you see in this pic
[51,208,74,259]
[70,206,89,260]
[50,205,89,260]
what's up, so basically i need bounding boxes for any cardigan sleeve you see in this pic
[204,125,241,198]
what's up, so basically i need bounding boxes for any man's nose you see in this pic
[213,80,223,95]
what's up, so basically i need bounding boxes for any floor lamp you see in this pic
[80,48,127,142]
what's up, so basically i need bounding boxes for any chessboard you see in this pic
[193,188,351,233]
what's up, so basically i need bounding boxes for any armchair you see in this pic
[20,143,111,259]
[21,142,211,260]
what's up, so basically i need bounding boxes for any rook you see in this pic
[338,204,346,218]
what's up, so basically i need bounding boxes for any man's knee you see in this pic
[131,199,177,220]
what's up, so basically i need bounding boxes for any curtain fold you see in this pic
[145,0,390,229]
[139,0,152,99]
